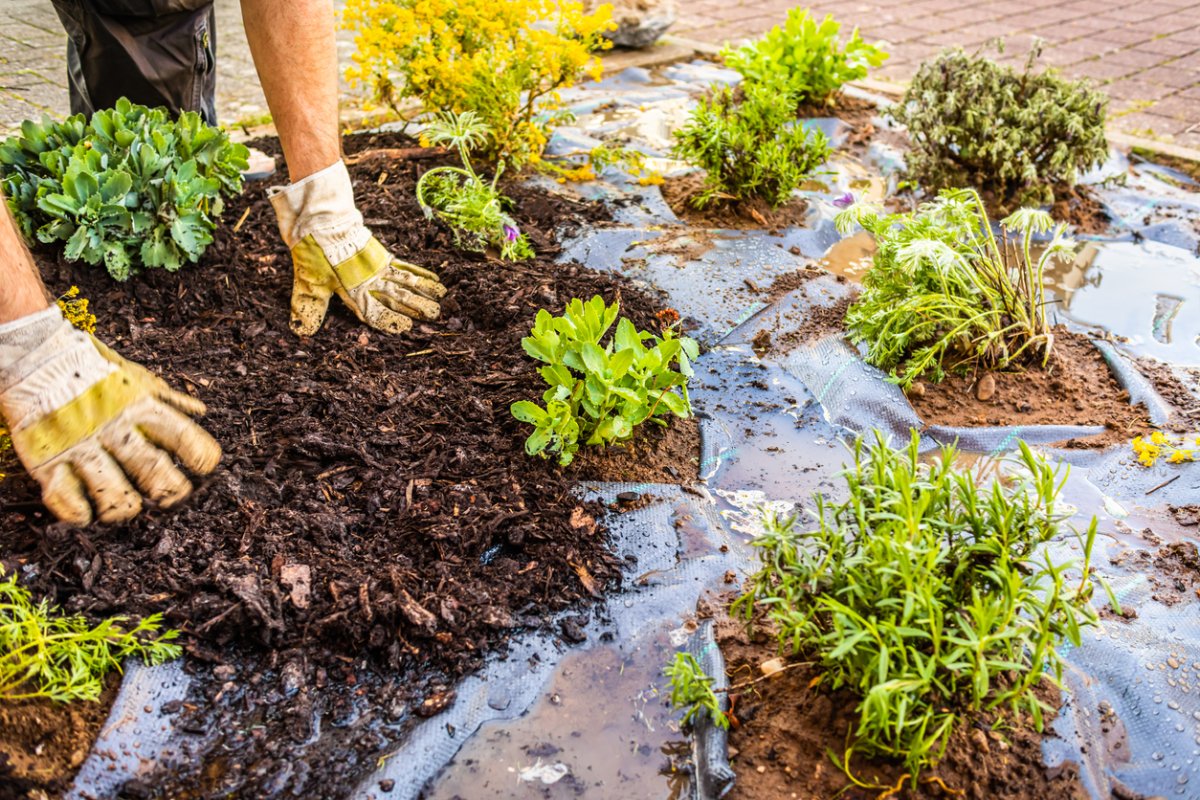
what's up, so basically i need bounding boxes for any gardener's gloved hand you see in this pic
[269,161,446,336]
[0,306,220,525]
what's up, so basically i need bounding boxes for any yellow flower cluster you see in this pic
[57,286,96,335]
[1131,430,1199,467]
[343,0,615,168]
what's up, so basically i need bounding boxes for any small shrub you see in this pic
[511,296,698,466]
[723,9,887,107]
[343,0,614,168]
[672,82,831,209]
[838,188,1077,388]
[0,99,247,281]
[891,46,1108,204]
[416,112,533,261]
[734,431,1098,780]
[0,566,181,702]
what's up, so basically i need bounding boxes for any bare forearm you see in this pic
[240,0,341,181]
[0,194,50,322]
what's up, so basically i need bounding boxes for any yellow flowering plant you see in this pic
[1131,431,1199,467]
[343,0,615,169]
[57,285,96,335]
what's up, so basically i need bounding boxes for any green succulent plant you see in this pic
[512,296,698,466]
[0,97,248,280]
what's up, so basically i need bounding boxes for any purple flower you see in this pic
[833,192,855,209]
[503,224,519,242]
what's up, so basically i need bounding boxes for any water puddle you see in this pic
[423,632,686,800]
[1060,240,1200,364]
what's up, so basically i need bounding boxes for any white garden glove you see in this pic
[268,160,446,336]
[0,306,220,525]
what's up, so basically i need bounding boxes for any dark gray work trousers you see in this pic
[49,0,218,124]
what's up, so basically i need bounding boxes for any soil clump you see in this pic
[661,172,810,230]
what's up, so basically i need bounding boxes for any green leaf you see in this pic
[510,400,547,425]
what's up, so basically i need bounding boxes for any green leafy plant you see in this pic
[672,82,831,209]
[890,46,1108,205]
[511,297,698,466]
[417,111,533,261]
[1,566,181,702]
[734,431,1098,782]
[665,652,728,730]
[837,188,1077,388]
[723,8,888,107]
[0,98,248,280]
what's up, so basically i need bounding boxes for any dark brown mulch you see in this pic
[709,605,1088,800]
[0,132,699,796]
[907,330,1152,448]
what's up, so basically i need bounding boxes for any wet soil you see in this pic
[1134,358,1200,430]
[907,330,1151,447]
[0,678,117,800]
[1049,183,1113,236]
[711,609,1088,800]
[1115,542,1200,606]
[0,132,699,797]
[1172,506,1200,528]
[661,172,810,230]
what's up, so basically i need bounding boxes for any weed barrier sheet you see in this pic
[68,61,1200,799]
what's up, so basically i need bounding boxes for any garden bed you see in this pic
[707,605,1089,800]
[0,131,700,796]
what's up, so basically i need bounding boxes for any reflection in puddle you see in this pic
[817,230,875,282]
[423,635,686,800]
[1061,240,1200,364]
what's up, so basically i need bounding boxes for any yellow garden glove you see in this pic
[268,161,446,336]
[0,306,220,525]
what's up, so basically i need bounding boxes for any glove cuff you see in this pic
[268,160,372,264]
[0,310,117,430]
[0,306,64,373]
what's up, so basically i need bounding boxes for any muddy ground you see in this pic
[0,132,699,798]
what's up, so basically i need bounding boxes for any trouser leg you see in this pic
[49,0,218,125]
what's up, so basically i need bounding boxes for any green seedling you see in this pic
[891,45,1108,205]
[672,81,831,209]
[733,431,1098,783]
[665,652,728,729]
[838,188,1077,388]
[511,296,698,466]
[0,566,181,702]
[723,8,888,107]
[0,98,248,280]
[416,111,533,261]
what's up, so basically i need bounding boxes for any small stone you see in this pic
[759,658,786,679]
[588,0,676,48]
[970,727,990,754]
[379,780,395,792]
[975,373,997,402]
[616,491,640,504]
[756,765,767,774]
[907,381,926,398]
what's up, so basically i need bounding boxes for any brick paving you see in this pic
[0,0,1197,149]
[674,0,1200,148]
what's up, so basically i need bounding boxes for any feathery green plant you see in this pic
[732,431,1098,783]
[0,566,181,702]
[838,188,1077,388]
[665,652,729,730]
[672,81,830,209]
[416,111,533,261]
[723,8,888,107]
[891,45,1108,205]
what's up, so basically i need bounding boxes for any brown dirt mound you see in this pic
[661,172,810,230]
[907,330,1151,448]
[0,678,117,800]
[711,608,1087,800]
[0,132,700,796]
